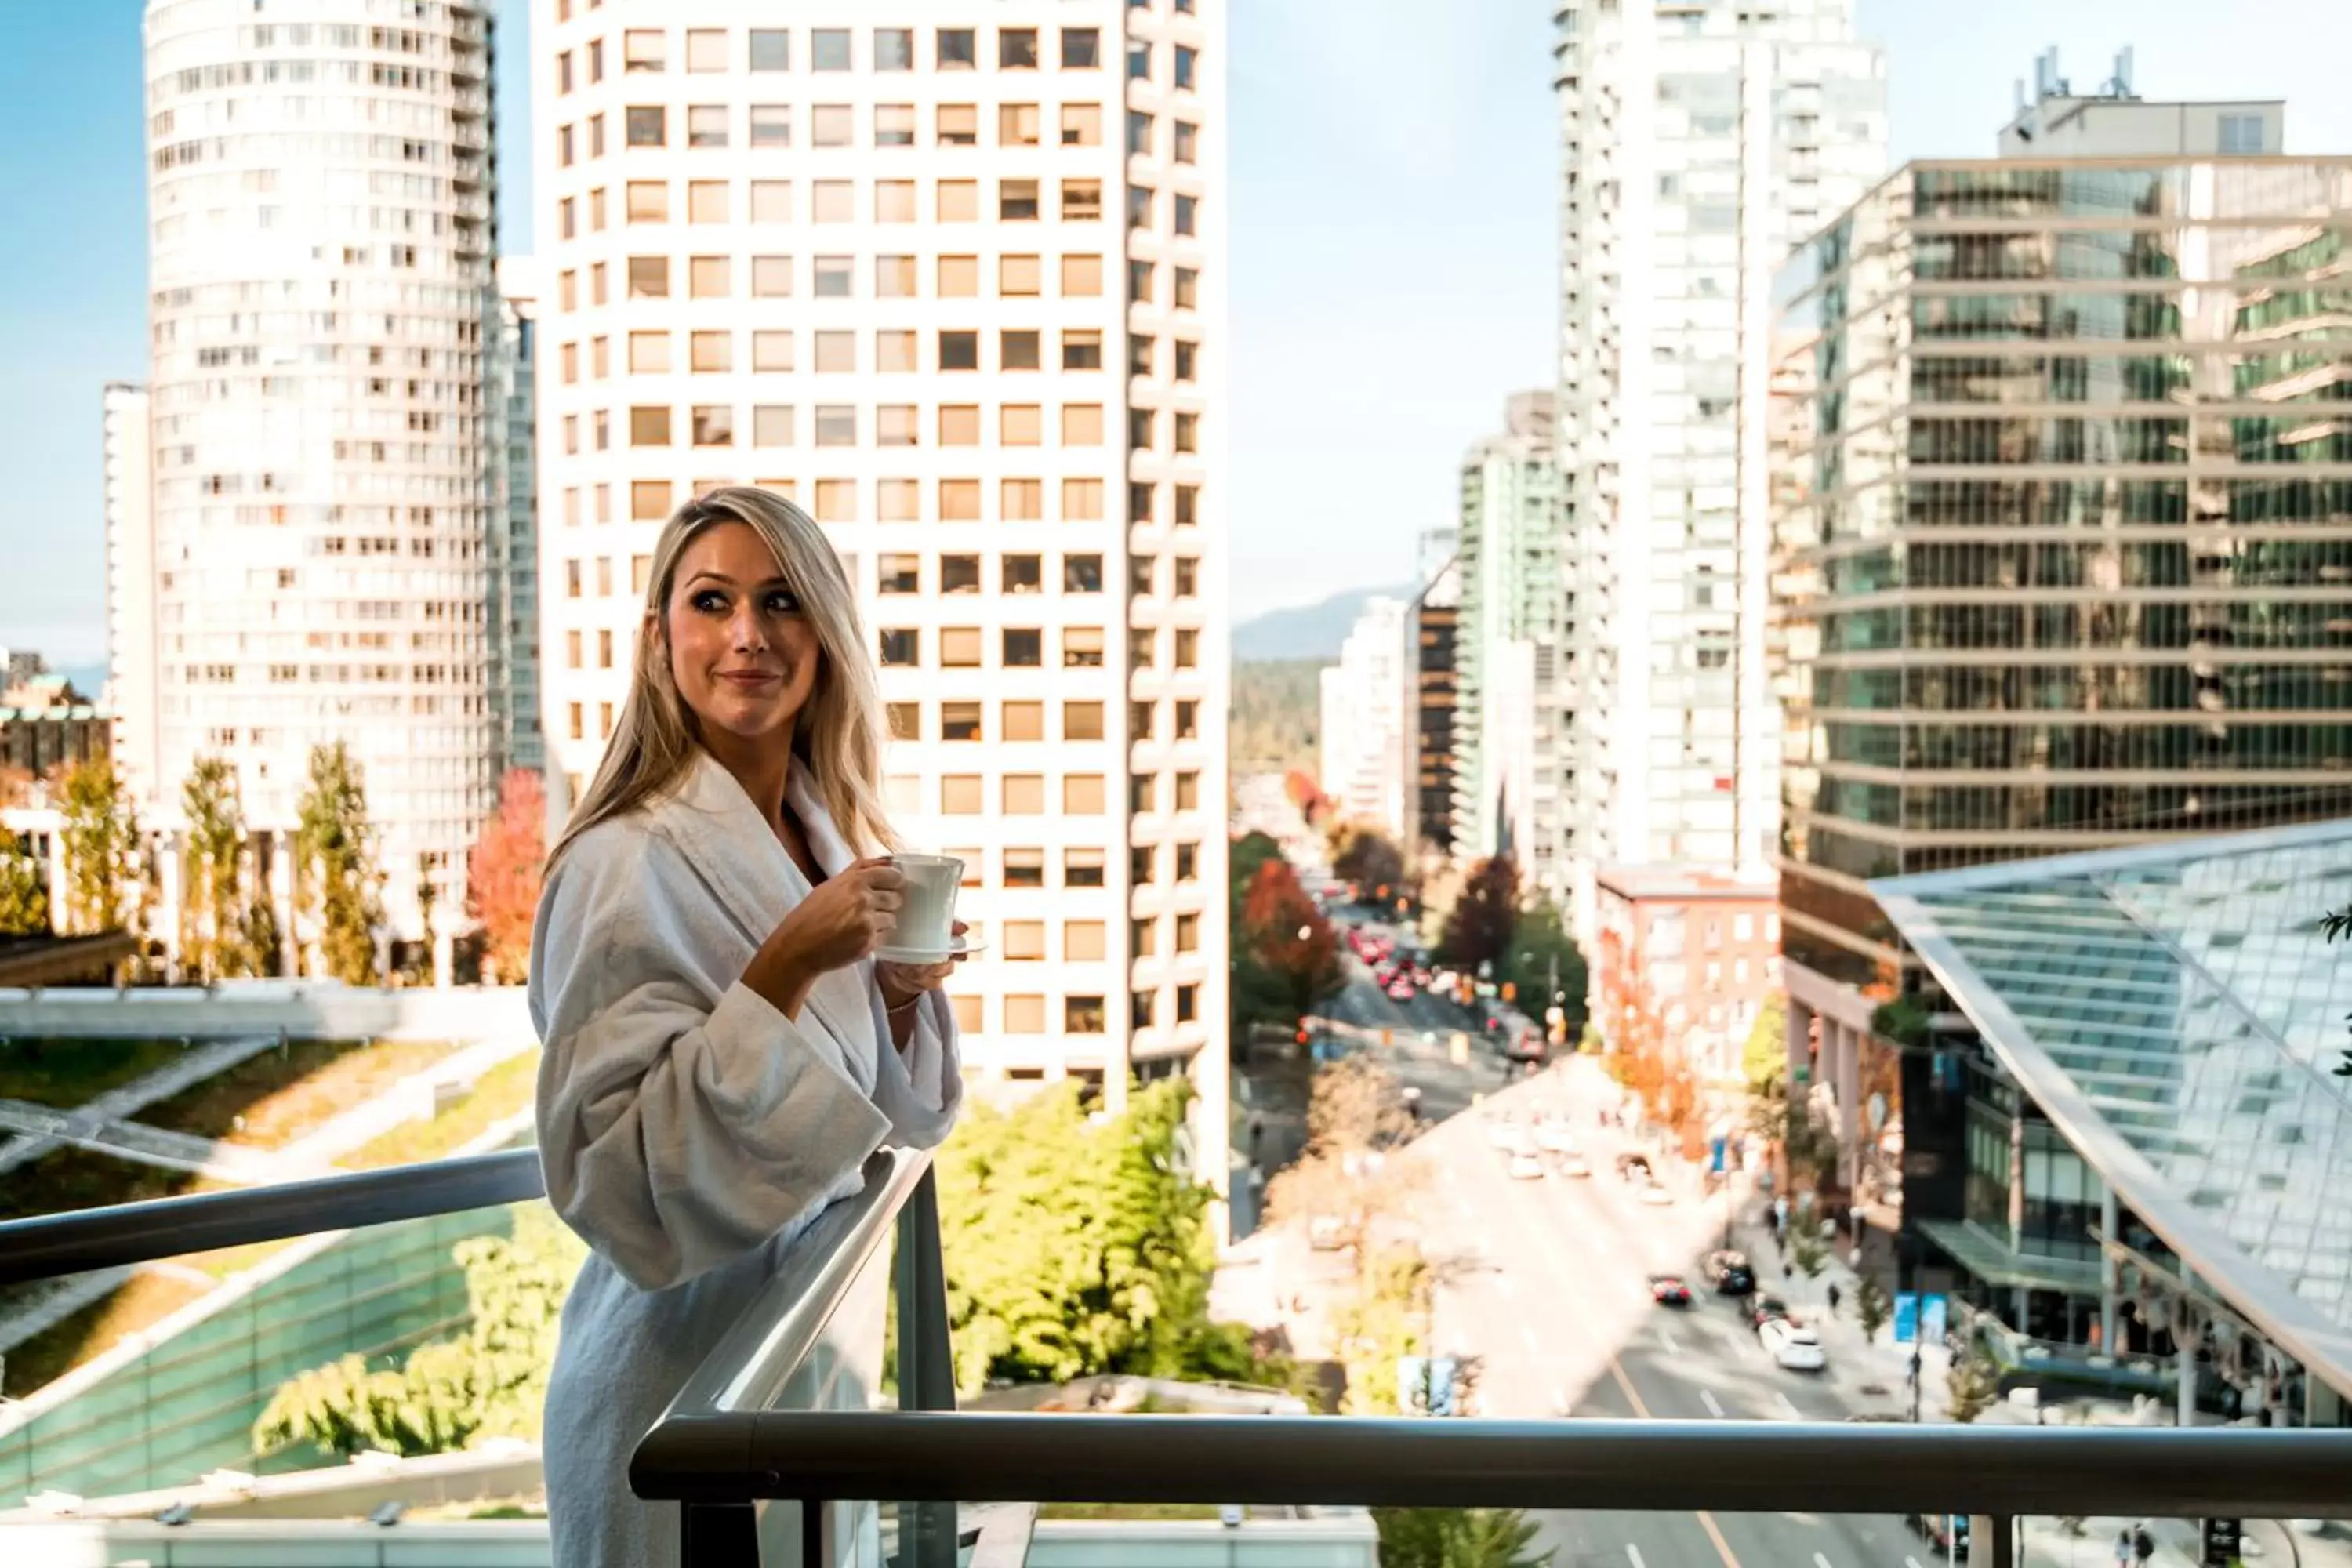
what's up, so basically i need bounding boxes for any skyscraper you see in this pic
[529,2,1228,1179]
[1454,391,1570,899]
[1316,594,1406,837]
[1555,0,1886,938]
[103,383,158,799]
[1403,550,1461,861]
[1773,74,2352,1282]
[489,258,545,777]
[133,0,500,942]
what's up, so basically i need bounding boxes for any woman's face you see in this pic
[656,520,822,746]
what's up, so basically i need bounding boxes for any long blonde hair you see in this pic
[548,486,896,869]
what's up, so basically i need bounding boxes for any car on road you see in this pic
[1552,1152,1592,1178]
[1759,1318,1827,1371]
[1534,1122,1577,1155]
[1483,1114,1518,1150]
[1635,1181,1674,1207]
[1648,1274,1693,1307]
[1613,1152,1653,1182]
[1747,1294,1792,1333]
[1386,978,1414,1002]
[1508,1153,1545,1181]
[1907,1515,1969,1554]
[1701,1250,1757,1296]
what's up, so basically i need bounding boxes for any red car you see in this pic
[1648,1275,1693,1307]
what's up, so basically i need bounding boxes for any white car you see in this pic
[1554,1152,1592,1178]
[1636,1181,1674,1207]
[1508,1153,1546,1181]
[1760,1319,1828,1372]
[1484,1117,1519,1150]
[1535,1123,1578,1155]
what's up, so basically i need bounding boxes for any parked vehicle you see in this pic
[1636,1181,1674,1207]
[1613,1152,1653,1182]
[1535,1122,1578,1156]
[1508,1152,1546,1181]
[1649,1274,1693,1307]
[1748,1294,1792,1333]
[1552,1152,1592,1178]
[1907,1515,1970,1554]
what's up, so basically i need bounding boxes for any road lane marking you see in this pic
[1602,1356,1742,1568]
[1815,1555,1835,1568]
[1660,1327,1682,1354]
[1519,1323,1541,1355]
[1699,1388,1725,1417]
[1774,1391,1802,1421]
[1907,1557,1928,1568]
[1627,1548,1646,1568]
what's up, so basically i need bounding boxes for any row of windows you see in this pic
[554,22,1198,85]
[568,401,1200,459]
[557,245,1199,310]
[877,552,1200,597]
[554,477,1203,528]
[557,328,1200,384]
[557,100,1203,162]
[944,992,1192,1038]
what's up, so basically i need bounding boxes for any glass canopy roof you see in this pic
[1874,819,2352,1395]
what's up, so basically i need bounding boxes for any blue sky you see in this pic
[3,2,2348,660]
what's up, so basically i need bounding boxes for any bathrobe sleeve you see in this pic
[867,987,964,1149]
[530,826,896,1293]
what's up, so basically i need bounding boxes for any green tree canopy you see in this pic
[295,742,383,985]
[0,823,49,936]
[59,756,145,938]
[1436,855,1518,975]
[1375,1508,1548,1568]
[1331,826,1407,902]
[1495,895,1585,1020]
[180,756,257,981]
[1743,992,1788,1093]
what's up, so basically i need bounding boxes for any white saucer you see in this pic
[875,935,983,965]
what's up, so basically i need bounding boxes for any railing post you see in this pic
[894,1165,957,1568]
[1969,1515,2015,1568]
[681,1500,759,1568]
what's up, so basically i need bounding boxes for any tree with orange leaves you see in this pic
[1240,857,1345,1018]
[466,768,546,984]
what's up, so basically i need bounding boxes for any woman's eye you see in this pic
[766,590,802,615]
[690,589,728,613]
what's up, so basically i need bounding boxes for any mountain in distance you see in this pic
[1232,583,1417,663]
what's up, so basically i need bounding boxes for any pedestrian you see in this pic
[2114,1530,2133,1568]
[1828,1281,1842,1314]
[2133,1526,2155,1564]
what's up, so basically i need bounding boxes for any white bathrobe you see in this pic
[528,752,963,1568]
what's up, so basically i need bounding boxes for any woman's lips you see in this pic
[718,670,781,688]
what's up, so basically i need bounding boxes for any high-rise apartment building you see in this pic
[1316,595,1406,837]
[1555,0,1886,938]
[489,258,546,776]
[1773,78,2352,1290]
[530,2,1228,1181]
[1454,391,1570,899]
[133,0,500,942]
[1403,551,1460,860]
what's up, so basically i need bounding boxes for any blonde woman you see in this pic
[529,488,964,1567]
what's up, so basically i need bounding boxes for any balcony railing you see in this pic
[9,1146,2352,1568]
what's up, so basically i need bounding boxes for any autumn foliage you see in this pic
[466,768,546,984]
[1239,858,1345,1016]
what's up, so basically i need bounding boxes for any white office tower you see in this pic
[489,258,546,775]
[531,2,1229,1181]
[137,0,499,940]
[1454,392,1570,902]
[1555,0,1885,939]
[1317,595,1407,837]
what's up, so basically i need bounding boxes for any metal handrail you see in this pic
[628,1411,2352,1519]
[0,1148,546,1286]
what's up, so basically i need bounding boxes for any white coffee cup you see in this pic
[887,853,964,956]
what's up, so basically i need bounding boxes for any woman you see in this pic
[529,487,964,1566]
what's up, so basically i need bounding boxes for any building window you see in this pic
[1001,253,1042,296]
[1003,554,1043,594]
[1064,554,1103,593]
[1174,120,1199,164]
[812,28,851,71]
[1066,848,1105,887]
[939,332,980,372]
[1004,629,1043,667]
[1128,186,1153,230]
[691,405,734,447]
[1132,846,1155,885]
[877,254,917,295]
[1174,557,1198,596]
[1066,921,1106,962]
[1177,984,1198,1023]
[630,405,673,446]
[814,256,853,296]
[942,775,984,815]
[1127,111,1153,158]
[1062,330,1103,372]
[814,405,856,447]
[1004,994,1045,1033]
[1064,627,1105,668]
[938,103,978,144]
[1130,628,1156,668]
[1002,330,1042,371]
[877,479,919,521]
[1062,180,1102,221]
[879,554,920,594]
[749,29,789,71]
[1174,194,1199,237]
[1174,484,1200,525]
[1065,996,1105,1034]
[626,181,668,223]
[876,107,915,149]
[879,628,919,666]
[685,28,726,71]
[632,480,673,521]
[1062,103,1102,147]
[814,480,855,521]
[1132,990,1156,1028]
[811,180,853,223]
[1174,628,1200,669]
[2219,113,2267,153]
[688,104,728,148]
[749,104,791,148]
[1175,771,1200,811]
[1175,699,1199,739]
[1175,843,1198,881]
[940,479,981,519]
[1062,27,1100,67]
[1004,699,1044,740]
[1131,700,1156,739]
[938,181,978,221]
[877,405,918,446]
[942,554,982,595]
[627,256,670,298]
[689,254,730,297]
[698,180,737,222]
[941,701,982,741]
[624,30,666,72]
[1064,700,1105,741]
[1004,774,1046,814]
[752,405,794,446]
[942,627,983,667]
[1000,27,1039,68]
[752,331,793,372]
[1131,774,1157,813]
[1174,267,1199,308]
[1176,913,1200,953]
[1006,848,1045,887]
[1127,38,1150,81]
[812,105,853,147]
[1002,478,1044,519]
[1000,920,1046,961]
[875,27,913,71]
[1174,45,1198,90]
[1062,254,1103,296]
[691,330,731,372]
[1000,177,1040,220]
[1174,340,1199,382]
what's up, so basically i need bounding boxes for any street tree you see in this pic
[0,823,49,935]
[1330,824,1406,902]
[1265,1056,1424,1250]
[1436,854,1519,975]
[58,756,145,938]
[295,742,383,985]
[1742,992,1788,1093]
[1946,1351,2002,1425]
[1788,1229,1828,1301]
[180,756,259,981]
[1375,1506,1548,1568]
[467,768,546,984]
[1240,858,1345,1018]
[1853,1276,1892,1344]
[1495,894,1585,1022]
